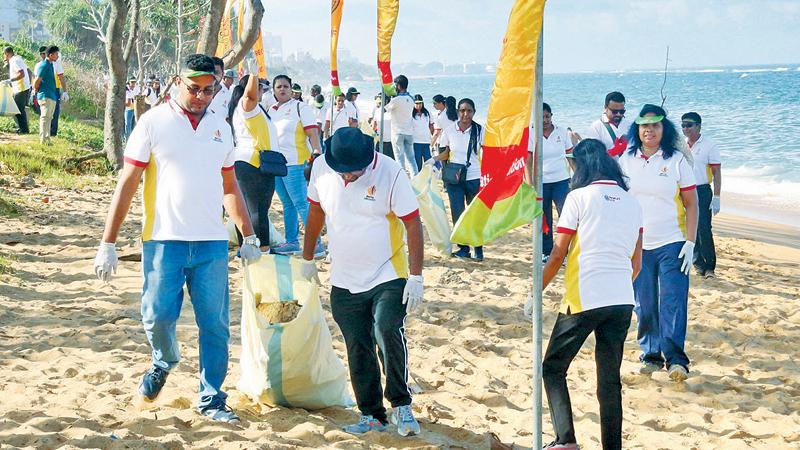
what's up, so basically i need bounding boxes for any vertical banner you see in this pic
[376,0,398,96]
[330,0,344,96]
[253,30,268,79]
[215,0,234,57]
[450,0,547,246]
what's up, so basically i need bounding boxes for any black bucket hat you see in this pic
[325,128,375,173]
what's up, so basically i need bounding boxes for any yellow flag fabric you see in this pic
[450,0,546,246]
[253,30,268,79]
[376,0,398,96]
[330,0,344,97]
[214,0,233,57]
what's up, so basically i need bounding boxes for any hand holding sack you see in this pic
[710,196,721,216]
[61,91,69,102]
[678,241,695,276]
[300,259,321,284]
[240,235,261,263]
[402,275,424,314]
[94,242,118,282]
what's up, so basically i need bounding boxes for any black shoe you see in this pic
[473,248,484,262]
[451,247,471,259]
[199,399,241,424]
[139,366,169,402]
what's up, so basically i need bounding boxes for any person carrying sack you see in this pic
[434,98,485,261]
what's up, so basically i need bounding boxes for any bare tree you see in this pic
[196,0,226,55]
[222,0,264,69]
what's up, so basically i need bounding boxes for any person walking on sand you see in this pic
[93,54,261,424]
[682,112,721,278]
[411,94,434,170]
[32,46,60,145]
[539,138,643,450]
[584,91,633,156]
[618,104,698,382]
[2,46,31,134]
[384,75,417,176]
[301,127,424,437]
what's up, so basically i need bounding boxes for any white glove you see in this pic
[94,242,118,282]
[0,79,10,86]
[710,196,721,216]
[239,234,261,263]
[524,293,533,318]
[300,259,320,284]
[61,91,69,102]
[402,275,424,314]
[678,241,695,276]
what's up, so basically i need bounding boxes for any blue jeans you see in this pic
[543,179,570,256]
[141,240,231,407]
[391,133,417,176]
[633,241,690,368]
[413,143,432,171]
[124,109,135,139]
[446,178,482,253]
[275,164,310,245]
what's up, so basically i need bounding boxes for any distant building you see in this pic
[0,0,48,42]
[262,31,283,66]
[0,0,21,41]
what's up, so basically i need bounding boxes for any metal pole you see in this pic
[378,91,386,153]
[531,26,544,450]
[329,91,335,140]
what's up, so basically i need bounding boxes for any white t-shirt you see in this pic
[125,86,140,111]
[8,55,31,93]
[315,105,329,125]
[529,124,572,183]
[123,100,236,242]
[618,149,696,250]
[440,122,484,181]
[232,99,280,166]
[385,93,414,136]
[435,112,456,135]
[208,83,232,116]
[585,116,633,151]
[345,100,360,122]
[270,99,318,165]
[556,181,643,314]
[307,152,420,293]
[52,57,64,90]
[371,106,392,143]
[260,91,277,109]
[328,106,353,135]
[688,135,721,186]
[412,112,433,144]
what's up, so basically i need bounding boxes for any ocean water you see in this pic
[340,64,800,226]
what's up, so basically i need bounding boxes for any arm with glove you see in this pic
[222,169,261,263]
[402,216,425,314]
[678,188,699,275]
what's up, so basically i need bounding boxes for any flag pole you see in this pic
[531,24,544,450]
[379,91,386,153]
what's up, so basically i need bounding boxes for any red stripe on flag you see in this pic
[377,61,393,85]
[475,127,530,209]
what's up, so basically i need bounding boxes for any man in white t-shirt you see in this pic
[93,54,260,425]
[682,112,721,278]
[384,75,416,176]
[2,46,31,134]
[124,78,139,139]
[208,57,232,116]
[371,94,393,158]
[584,91,633,156]
[302,127,424,437]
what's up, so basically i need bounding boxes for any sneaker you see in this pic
[543,441,579,449]
[638,362,662,375]
[390,405,421,437]
[313,242,326,259]
[704,270,716,279]
[668,364,689,382]
[271,242,301,255]
[451,247,471,259]
[198,399,241,424]
[343,415,387,434]
[694,268,705,277]
[138,366,169,402]
[473,248,484,262]
[542,254,550,264]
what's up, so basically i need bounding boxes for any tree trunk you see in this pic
[176,0,183,74]
[196,0,226,56]
[103,0,130,170]
[222,0,264,69]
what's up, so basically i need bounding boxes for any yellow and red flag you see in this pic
[330,0,344,96]
[450,0,546,246]
[215,0,234,57]
[376,0,398,96]
[253,30,268,79]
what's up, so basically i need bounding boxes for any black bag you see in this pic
[259,150,288,177]
[442,123,481,185]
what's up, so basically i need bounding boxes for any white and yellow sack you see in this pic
[0,84,21,116]
[411,163,452,255]
[237,254,353,410]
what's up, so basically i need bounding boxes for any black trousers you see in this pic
[376,141,394,160]
[12,89,30,133]
[331,278,411,424]
[234,161,275,247]
[694,184,716,272]
[542,304,633,450]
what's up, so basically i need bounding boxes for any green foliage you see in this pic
[0,252,15,275]
[0,114,103,150]
[44,0,106,62]
[0,40,36,62]
[0,190,20,217]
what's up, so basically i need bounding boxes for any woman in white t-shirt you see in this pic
[227,74,280,251]
[617,104,698,382]
[432,95,457,152]
[537,138,643,450]
[434,98,484,261]
[528,103,573,262]
[370,94,393,159]
[411,94,434,170]
[324,93,355,139]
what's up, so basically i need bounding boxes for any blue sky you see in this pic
[262,0,800,73]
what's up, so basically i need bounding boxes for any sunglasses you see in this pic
[181,78,216,97]
[609,108,626,115]
[337,168,367,179]
[681,122,697,128]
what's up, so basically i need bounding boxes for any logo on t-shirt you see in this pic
[365,185,376,201]
[212,130,223,143]
[603,194,621,202]
[658,166,669,177]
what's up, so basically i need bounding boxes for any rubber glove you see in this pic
[239,235,261,263]
[300,259,321,284]
[678,241,695,276]
[94,242,118,282]
[402,275,424,314]
[524,293,533,318]
[61,91,69,102]
[710,196,721,216]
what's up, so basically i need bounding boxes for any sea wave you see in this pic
[724,166,800,206]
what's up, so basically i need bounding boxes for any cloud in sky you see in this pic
[261,0,800,72]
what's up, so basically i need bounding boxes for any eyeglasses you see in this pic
[182,79,216,97]
[337,168,366,177]
[681,122,697,128]
[609,108,626,115]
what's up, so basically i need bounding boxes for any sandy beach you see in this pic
[1,176,798,449]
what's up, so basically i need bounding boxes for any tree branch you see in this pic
[123,0,140,64]
[197,0,225,55]
[223,0,264,69]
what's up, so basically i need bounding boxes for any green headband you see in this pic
[181,69,215,79]
[635,115,664,125]
[565,152,575,159]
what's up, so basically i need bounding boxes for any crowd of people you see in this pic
[78,49,725,448]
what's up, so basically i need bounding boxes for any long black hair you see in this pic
[227,74,250,127]
[412,94,430,119]
[570,138,629,191]
[444,96,457,121]
[627,103,680,159]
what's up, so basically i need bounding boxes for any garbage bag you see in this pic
[0,84,20,116]
[237,254,353,410]
[226,217,286,247]
[410,163,452,255]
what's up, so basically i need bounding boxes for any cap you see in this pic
[635,104,667,125]
[223,69,236,78]
[325,128,375,173]
[413,94,424,104]
[346,87,360,95]
[634,114,665,125]
[291,83,302,93]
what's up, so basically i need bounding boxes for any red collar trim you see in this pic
[168,99,203,130]
[591,181,618,185]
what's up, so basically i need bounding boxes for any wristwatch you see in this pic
[242,235,260,248]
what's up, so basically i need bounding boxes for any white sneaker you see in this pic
[639,362,662,375]
[390,405,420,437]
[668,364,688,382]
